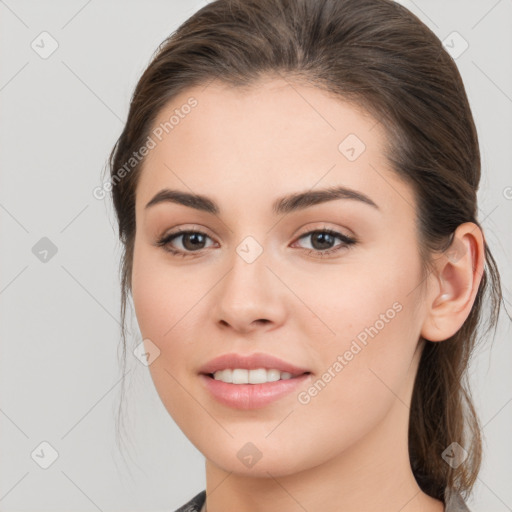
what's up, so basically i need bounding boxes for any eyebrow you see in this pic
[144,185,379,215]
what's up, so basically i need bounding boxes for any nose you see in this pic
[212,245,287,334]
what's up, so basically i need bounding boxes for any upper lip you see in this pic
[199,352,311,376]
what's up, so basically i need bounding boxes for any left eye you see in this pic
[293,229,356,253]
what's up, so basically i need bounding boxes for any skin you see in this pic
[131,77,484,512]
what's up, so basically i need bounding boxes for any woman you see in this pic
[107,0,504,510]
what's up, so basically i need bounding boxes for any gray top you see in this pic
[174,487,471,511]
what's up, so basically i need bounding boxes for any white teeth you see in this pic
[233,369,249,384]
[212,368,296,384]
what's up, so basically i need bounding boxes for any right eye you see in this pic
[156,229,216,256]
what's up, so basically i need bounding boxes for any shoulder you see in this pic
[444,487,472,512]
[173,490,206,512]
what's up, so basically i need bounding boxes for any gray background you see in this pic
[0,0,510,510]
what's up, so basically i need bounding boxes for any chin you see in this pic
[205,443,314,479]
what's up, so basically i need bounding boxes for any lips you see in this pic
[199,352,311,377]
[199,373,311,409]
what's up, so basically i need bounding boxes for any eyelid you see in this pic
[158,224,215,240]
[293,222,356,241]
[158,223,354,242]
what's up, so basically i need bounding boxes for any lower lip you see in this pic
[199,373,311,410]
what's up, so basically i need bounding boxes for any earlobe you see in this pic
[420,222,485,342]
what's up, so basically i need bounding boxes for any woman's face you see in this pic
[131,77,430,477]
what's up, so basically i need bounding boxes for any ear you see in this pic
[421,222,485,342]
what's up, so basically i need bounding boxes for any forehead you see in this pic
[148,77,380,156]
[136,77,413,216]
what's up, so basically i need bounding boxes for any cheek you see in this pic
[318,286,422,417]
[299,243,423,389]
[131,242,195,341]
[293,256,416,348]
[131,245,203,428]
[290,289,421,465]
[131,242,211,385]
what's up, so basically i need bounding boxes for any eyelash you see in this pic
[155,227,357,259]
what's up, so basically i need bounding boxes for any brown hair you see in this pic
[107,0,506,503]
